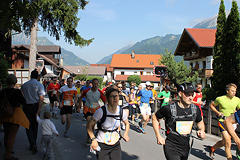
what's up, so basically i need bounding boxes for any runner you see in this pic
[47,77,61,119]
[152,82,205,160]
[78,78,106,145]
[208,83,240,160]
[128,87,137,125]
[192,83,204,118]
[135,84,142,123]
[74,80,81,116]
[116,82,129,130]
[224,110,240,159]
[156,85,171,107]
[86,88,130,160]
[80,80,91,120]
[57,77,78,138]
[149,84,157,115]
[137,81,155,134]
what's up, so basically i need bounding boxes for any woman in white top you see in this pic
[87,88,130,160]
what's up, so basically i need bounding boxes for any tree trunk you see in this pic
[29,18,38,77]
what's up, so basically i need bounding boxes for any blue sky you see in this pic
[38,0,236,64]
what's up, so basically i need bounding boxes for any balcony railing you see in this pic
[196,69,213,78]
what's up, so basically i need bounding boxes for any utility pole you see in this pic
[29,18,38,78]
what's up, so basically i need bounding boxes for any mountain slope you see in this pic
[12,34,89,66]
[97,44,133,64]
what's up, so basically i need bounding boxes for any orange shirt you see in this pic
[59,85,77,106]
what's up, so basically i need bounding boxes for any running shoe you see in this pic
[134,118,140,123]
[64,132,68,138]
[207,146,215,159]
[139,127,146,134]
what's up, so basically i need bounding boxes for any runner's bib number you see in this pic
[64,100,71,106]
[52,90,57,95]
[118,100,123,106]
[142,103,149,109]
[176,121,193,135]
[165,97,169,102]
[90,102,99,109]
[103,132,119,145]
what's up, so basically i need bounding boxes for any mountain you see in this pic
[12,34,89,66]
[193,10,230,29]
[97,44,133,64]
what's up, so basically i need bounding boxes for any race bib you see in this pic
[197,98,201,102]
[64,100,71,106]
[90,102,99,109]
[118,100,123,106]
[142,103,148,109]
[176,121,193,135]
[52,90,57,95]
[103,132,119,145]
[165,97,169,102]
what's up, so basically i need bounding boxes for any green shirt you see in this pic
[214,95,240,122]
[157,91,171,106]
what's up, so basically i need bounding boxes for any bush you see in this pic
[202,84,217,103]
[127,75,141,86]
[87,76,103,89]
[74,74,87,81]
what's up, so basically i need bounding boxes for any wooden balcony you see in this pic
[197,69,213,78]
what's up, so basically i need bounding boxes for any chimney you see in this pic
[131,50,135,59]
[60,57,63,66]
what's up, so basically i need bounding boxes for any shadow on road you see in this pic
[122,150,139,160]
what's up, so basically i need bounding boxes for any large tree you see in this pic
[159,50,198,87]
[212,0,226,97]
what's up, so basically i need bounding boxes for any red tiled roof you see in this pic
[115,75,161,82]
[111,54,161,68]
[90,64,113,72]
[185,28,217,47]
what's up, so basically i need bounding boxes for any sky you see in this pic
[38,0,237,64]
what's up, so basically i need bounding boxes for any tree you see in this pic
[159,50,199,87]
[74,74,87,81]
[87,76,103,89]
[127,75,141,86]
[0,53,10,86]
[212,0,226,97]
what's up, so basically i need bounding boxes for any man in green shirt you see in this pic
[156,85,171,107]
[208,83,240,160]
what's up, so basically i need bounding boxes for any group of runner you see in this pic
[44,77,240,160]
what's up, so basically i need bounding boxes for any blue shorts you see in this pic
[218,121,226,132]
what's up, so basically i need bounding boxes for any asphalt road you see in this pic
[0,100,239,160]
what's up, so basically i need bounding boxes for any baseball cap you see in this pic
[145,81,151,86]
[179,82,196,93]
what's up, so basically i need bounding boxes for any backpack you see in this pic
[0,89,15,118]
[97,105,123,133]
[166,102,197,137]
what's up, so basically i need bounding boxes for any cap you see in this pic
[145,81,151,86]
[179,82,196,93]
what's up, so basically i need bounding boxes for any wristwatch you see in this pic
[91,137,96,141]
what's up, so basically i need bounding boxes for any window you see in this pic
[150,62,154,65]
[140,71,143,75]
[147,72,151,75]
[134,72,137,75]
[121,71,124,75]
[203,61,206,69]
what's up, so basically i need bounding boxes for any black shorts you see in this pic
[60,106,73,115]
[49,95,57,104]
[164,140,189,160]
[97,141,121,160]
[150,103,155,113]
[84,112,93,119]
[129,105,136,115]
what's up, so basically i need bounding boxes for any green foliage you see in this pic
[0,0,93,47]
[0,52,9,86]
[213,0,240,97]
[127,75,141,86]
[212,0,226,97]
[202,84,217,103]
[159,49,198,87]
[74,74,87,81]
[87,76,103,89]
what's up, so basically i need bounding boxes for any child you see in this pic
[37,111,59,160]
[129,87,137,124]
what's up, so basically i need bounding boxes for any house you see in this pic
[63,65,107,78]
[174,28,216,87]
[110,51,170,88]
[9,45,72,86]
[90,64,113,82]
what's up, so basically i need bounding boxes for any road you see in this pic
[0,101,239,160]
